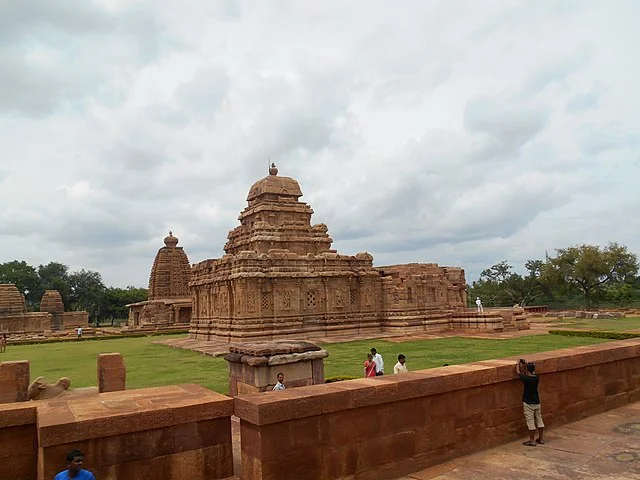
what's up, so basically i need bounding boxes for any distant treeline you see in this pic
[0,261,147,324]
[468,243,640,309]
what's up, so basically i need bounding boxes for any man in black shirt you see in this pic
[518,359,545,446]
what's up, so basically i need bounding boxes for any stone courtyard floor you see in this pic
[395,402,640,480]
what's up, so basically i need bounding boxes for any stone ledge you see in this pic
[0,402,37,428]
[37,384,232,447]
[235,338,640,426]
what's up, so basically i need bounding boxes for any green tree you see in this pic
[37,262,71,308]
[68,269,106,320]
[97,286,148,325]
[469,260,545,307]
[541,243,639,308]
[0,260,43,309]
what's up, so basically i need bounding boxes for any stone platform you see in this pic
[396,401,640,479]
[153,331,400,356]
[154,324,548,356]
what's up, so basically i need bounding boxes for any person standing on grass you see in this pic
[0,333,6,353]
[364,353,377,378]
[394,354,408,374]
[54,449,95,479]
[518,359,545,446]
[370,347,384,376]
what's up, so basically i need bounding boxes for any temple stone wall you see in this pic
[234,339,640,480]
[0,313,50,334]
[60,312,89,330]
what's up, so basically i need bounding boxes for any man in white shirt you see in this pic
[476,297,483,313]
[394,354,408,374]
[273,372,285,391]
[370,348,384,376]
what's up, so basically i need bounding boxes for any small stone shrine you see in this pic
[0,284,88,335]
[189,164,471,342]
[127,231,192,327]
[39,289,89,331]
[224,340,328,395]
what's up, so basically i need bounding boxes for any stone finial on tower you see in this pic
[164,231,179,248]
[269,162,278,176]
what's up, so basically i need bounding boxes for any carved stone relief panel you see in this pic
[335,289,344,308]
[283,290,292,310]
[247,292,256,312]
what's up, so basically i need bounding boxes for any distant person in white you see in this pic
[394,354,408,374]
[76,327,83,338]
[273,372,285,390]
[370,348,384,376]
[476,297,484,313]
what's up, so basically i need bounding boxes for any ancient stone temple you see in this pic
[39,290,64,314]
[39,290,89,332]
[127,232,192,327]
[189,165,471,342]
[0,284,49,334]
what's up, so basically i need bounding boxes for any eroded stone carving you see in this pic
[27,376,71,401]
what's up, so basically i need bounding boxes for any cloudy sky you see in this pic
[1,0,639,288]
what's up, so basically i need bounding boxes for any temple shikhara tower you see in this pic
[127,232,192,327]
[188,164,469,342]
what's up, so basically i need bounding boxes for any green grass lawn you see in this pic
[539,316,640,332]
[0,333,613,394]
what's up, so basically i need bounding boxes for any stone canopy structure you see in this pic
[127,232,192,327]
[189,164,469,342]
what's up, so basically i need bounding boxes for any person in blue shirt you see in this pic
[54,450,95,479]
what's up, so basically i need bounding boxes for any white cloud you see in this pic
[1,0,639,287]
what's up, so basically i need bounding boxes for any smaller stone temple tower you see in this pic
[0,285,51,334]
[38,290,89,332]
[127,232,192,327]
[40,290,64,314]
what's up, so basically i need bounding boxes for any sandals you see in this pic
[536,439,545,445]
[522,441,536,447]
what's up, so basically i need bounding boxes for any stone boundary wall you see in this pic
[0,403,37,480]
[0,384,234,480]
[235,339,640,480]
[0,312,50,334]
[61,311,90,330]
